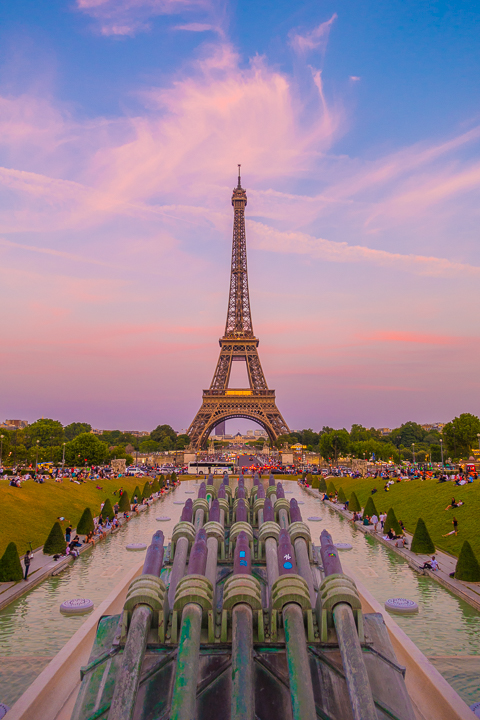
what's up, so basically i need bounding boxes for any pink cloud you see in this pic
[289,15,337,55]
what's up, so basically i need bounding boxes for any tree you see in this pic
[390,422,426,449]
[175,434,190,450]
[311,476,320,489]
[101,499,114,521]
[383,508,402,536]
[26,419,65,448]
[171,471,177,484]
[455,541,480,582]
[139,439,159,453]
[327,481,336,496]
[44,522,67,555]
[337,487,347,503]
[150,478,160,493]
[66,433,108,466]
[363,496,378,519]
[411,518,435,554]
[0,542,23,581]
[350,424,373,442]
[64,423,92,441]
[118,491,130,512]
[141,481,152,501]
[349,492,361,512]
[319,430,350,461]
[151,424,177,444]
[443,414,480,459]
[76,508,95,535]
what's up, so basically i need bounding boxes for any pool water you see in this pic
[1,479,480,708]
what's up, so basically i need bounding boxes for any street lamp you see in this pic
[0,435,3,467]
[35,440,40,473]
[440,438,444,467]
[412,443,415,466]
[62,442,66,471]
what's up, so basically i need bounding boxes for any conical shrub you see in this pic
[101,498,114,521]
[455,541,480,582]
[411,518,435,554]
[118,491,130,512]
[337,487,347,503]
[363,496,378,520]
[327,481,336,496]
[349,491,361,512]
[383,508,402,536]
[306,473,313,485]
[44,521,67,555]
[132,486,141,503]
[318,476,327,493]
[76,507,94,535]
[142,481,151,501]
[151,478,160,493]
[311,476,320,489]
[171,471,177,484]
[0,542,23,581]
[158,475,165,489]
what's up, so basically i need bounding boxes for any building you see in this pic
[0,420,29,429]
[377,428,391,436]
[421,423,445,433]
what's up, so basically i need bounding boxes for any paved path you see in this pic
[303,485,480,612]
[0,489,174,612]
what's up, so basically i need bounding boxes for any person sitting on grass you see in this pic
[443,517,459,536]
[362,515,371,526]
[421,556,439,570]
[445,497,458,510]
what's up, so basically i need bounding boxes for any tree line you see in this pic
[276,414,480,462]
[0,420,190,467]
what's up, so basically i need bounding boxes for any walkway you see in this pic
[0,490,172,612]
[303,485,480,612]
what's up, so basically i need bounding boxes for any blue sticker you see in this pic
[239,551,246,557]
[240,559,248,566]
[283,562,293,569]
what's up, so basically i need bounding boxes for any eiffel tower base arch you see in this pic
[188,392,289,450]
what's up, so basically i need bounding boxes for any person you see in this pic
[422,556,439,570]
[443,517,458,536]
[380,512,386,529]
[68,537,82,558]
[65,525,72,543]
[371,514,379,531]
[445,497,458,510]
[23,550,32,580]
[362,515,371,526]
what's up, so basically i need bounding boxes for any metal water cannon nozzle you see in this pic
[237,486,246,499]
[276,483,285,499]
[209,498,220,523]
[236,498,248,523]
[218,485,226,499]
[181,498,194,522]
[278,529,298,575]
[143,531,165,576]
[257,484,265,499]
[289,498,302,523]
[233,530,252,575]
[263,497,274,522]
[188,530,208,575]
[207,474,214,485]
[268,474,275,486]
[198,482,207,499]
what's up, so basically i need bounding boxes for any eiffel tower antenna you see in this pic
[187,171,289,449]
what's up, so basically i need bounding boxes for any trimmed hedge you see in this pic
[171,471,177,484]
[455,541,480,582]
[318,476,327,493]
[411,518,435,554]
[76,507,94,535]
[327,481,336,496]
[132,486,141,503]
[118,491,130,512]
[349,491,361,512]
[44,521,67,555]
[150,478,160,494]
[311,476,320,489]
[337,487,347,503]
[363,496,378,520]
[0,542,23,581]
[101,498,114,521]
[141,481,152,501]
[383,508,402,536]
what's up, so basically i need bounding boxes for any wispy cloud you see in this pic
[289,14,337,56]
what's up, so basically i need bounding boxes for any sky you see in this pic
[1,0,480,434]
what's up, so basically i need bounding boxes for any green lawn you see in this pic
[0,476,147,556]
[327,476,479,559]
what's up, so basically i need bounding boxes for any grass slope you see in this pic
[0,476,143,556]
[330,476,478,559]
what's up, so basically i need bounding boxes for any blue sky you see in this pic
[0,0,479,432]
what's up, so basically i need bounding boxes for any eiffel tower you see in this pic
[187,168,290,449]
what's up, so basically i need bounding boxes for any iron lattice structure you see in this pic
[187,169,289,449]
